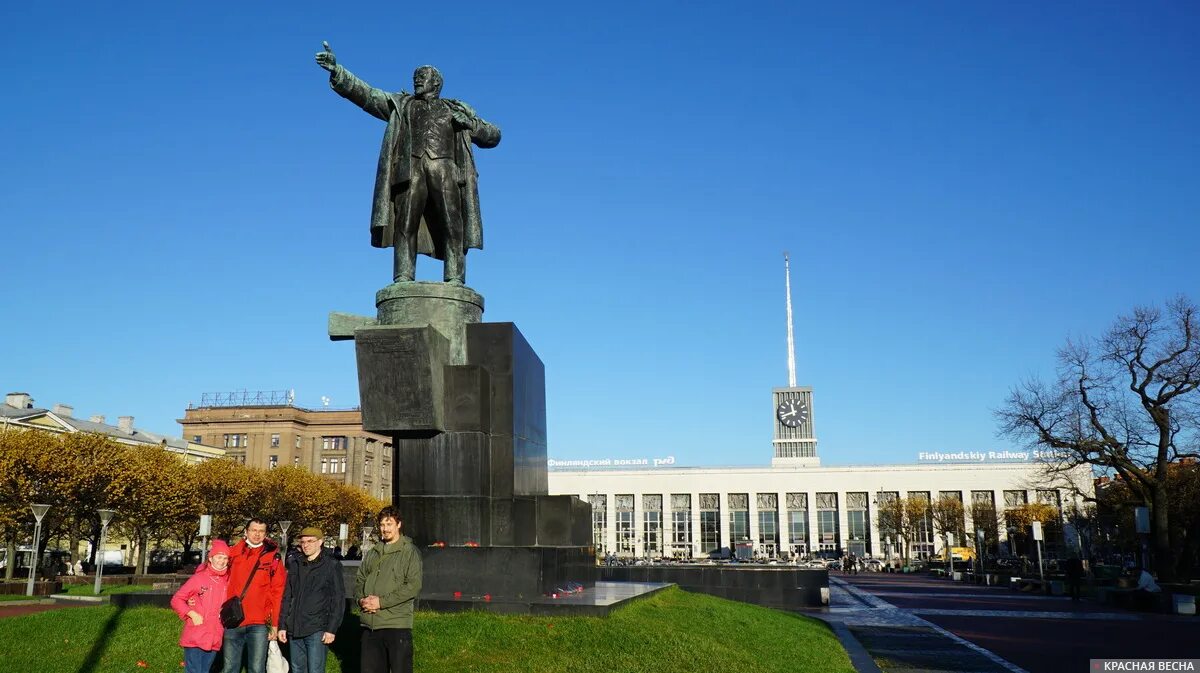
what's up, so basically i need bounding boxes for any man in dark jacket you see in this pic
[357,506,422,673]
[278,527,346,673]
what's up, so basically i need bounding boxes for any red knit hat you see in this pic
[209,540,231,557]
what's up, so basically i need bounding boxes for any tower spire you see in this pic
[784,252,797,387]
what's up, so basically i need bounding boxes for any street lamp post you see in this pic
[947,532,955,578]
[94,509,116,595]
[361,525,374,554]
[25,504,51,597]
[198,514,212,565]
[278,520,293,555]
[976,528,985,577]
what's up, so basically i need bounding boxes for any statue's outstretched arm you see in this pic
[317,41,393,121]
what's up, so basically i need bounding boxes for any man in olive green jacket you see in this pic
[356,506,423,673]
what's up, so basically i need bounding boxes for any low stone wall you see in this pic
[0,580,61,596]
[599,565,827,609]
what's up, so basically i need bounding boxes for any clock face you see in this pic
[776,399,809,428]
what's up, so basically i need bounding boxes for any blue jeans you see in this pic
[221,624,269,673]
[184,647,217,673]
[288,632,328,673]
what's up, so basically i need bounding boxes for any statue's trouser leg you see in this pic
[393,166,428,283]
[425,158,465,284]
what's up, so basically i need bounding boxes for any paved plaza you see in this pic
[822,571,1198,672]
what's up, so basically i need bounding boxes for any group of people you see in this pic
[170,506,422,673]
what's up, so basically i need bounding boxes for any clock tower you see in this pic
[772,253,819,466]
[773,386,818,465]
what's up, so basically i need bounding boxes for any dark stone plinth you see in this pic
[443,365,491,432]
[393,433,495,496]
[466,323,547,496]
[599,565,828,609]
[351,318,595,605]
[340,549,594,603]
[389,322,550,498]
[395,494,589,547]
[356,325,449,435]
[419,546,595,598]
[394,495,533,546]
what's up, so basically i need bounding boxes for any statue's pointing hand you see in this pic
[316,41,337,72]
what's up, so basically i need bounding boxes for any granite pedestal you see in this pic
[351,316,595,604]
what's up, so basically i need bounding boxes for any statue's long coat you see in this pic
[330,65,501,258]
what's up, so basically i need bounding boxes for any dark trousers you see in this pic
[288,631,328,673]
[361,627,412,673]
[393,156,464,283]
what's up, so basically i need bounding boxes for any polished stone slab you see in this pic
[600,564,828,609]
[418,581,671,616]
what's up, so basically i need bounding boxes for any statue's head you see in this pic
[413,65,443,98]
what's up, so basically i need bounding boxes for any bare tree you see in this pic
[997,297,1200,581]
[875,494,906,563]
[969,500,1003,558]
[931,495,966,553]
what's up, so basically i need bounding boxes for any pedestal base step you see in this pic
[418,581,672,616]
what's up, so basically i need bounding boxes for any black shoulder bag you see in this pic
[220,548,265,628]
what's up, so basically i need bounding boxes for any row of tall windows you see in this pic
[587,489,1056,558]
[615,495,635,554]
[320,457,348,474]
[671,494,691,557]
[643,495,661,555]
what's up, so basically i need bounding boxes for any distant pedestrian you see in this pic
[1065,556,1083,601]
[171,540,232,673]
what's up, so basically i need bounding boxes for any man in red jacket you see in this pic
[222,517,286,673]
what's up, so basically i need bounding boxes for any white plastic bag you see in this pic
[267,640,290,673]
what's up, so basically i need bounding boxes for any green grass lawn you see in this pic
[63,583,156,596]
[0,587,853,673]
[0,594,42,602]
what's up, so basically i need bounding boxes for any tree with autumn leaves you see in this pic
[0,428,388,574]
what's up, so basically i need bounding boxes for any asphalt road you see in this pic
[829,571,1197,672]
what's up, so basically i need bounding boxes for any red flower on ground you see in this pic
[136,662,148,668]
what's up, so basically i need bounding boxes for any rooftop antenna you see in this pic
[784,252,797,387]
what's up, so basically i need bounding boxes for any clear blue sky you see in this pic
[2,2,1197,466]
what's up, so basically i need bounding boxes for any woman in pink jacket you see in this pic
[171,540,232,673]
